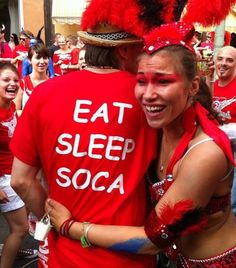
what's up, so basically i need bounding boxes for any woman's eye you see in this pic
[158,79,171,84]
[137,79,146,85]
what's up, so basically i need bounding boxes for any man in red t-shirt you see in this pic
[10,1,157,267]
[212,46,236,215]
[12,30,33,78]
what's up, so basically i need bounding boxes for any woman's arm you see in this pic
[11,157,47,219]
[14,88,23,116]
[45,137,230,255]
[45,198,159,255]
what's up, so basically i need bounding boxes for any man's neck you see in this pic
[218,75,236,87]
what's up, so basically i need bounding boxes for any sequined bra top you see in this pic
[147,138,231,215]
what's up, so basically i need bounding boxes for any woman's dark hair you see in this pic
[0,62,19,78]
[194,77,222,123]
[28,43,50,60]
[11,33,19,46]
[84,44,120,68]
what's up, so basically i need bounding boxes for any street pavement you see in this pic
[0,214,39,268]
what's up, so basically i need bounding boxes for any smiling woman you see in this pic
[0,62,31,267]
[0,62,19,108]
[14,43,50,115]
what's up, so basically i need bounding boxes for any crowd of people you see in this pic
[0,23,86,267]
[0,0,236,267]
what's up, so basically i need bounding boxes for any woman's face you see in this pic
[0,69,19,104]
[30,51,49,73]
[135,51,198,129]
[58,37,67,50]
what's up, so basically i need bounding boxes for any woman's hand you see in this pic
[0,189,9,203]
[45,198,72,232]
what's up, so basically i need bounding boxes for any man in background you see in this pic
[212,46,236,215]
[11,30,33,78]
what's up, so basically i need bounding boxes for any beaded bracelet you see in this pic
[80,222,93,248]
[59,217,75,237]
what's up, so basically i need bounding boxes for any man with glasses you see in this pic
[12,30,33,78]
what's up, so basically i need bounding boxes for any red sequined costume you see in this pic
[146,104,236,267]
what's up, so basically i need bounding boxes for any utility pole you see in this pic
[213,20,225,60]
[44,0,54,46]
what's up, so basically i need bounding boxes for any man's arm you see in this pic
[11,157,48,219]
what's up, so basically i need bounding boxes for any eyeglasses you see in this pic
[20,37,26,41]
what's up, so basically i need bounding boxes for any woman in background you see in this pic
[0,62,32,267]
[8,33,19,52]
[15,43,49,114]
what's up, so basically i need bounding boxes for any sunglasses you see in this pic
[20,37,27,41]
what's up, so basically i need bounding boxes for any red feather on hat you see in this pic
[182,0,236,26]
[80,0,147,37]
[110,0,147,37]
[81,0,112,30]
[161,0,178,22]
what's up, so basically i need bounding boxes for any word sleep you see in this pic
[56,133,135,161]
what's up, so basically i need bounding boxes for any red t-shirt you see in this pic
[0,102,17,176]
[0,42,13,59]
[71,47,80,65]
[213,77,236,123]
[20,75,34,108]
[13,44,29,78]
[11,70,157,268]
[53,50,72,76]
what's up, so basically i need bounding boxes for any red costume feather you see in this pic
[159,200,208,236]
[182,0,236,26]
[80,0,147,37]
[161,0,177,22]
[160,200,193,225]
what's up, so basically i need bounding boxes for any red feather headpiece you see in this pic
[182,0,236,27]
[142,0,236,55]
[144,22,195,55]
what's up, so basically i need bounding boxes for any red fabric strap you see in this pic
[166,106,197,175]
[166,104,235,175]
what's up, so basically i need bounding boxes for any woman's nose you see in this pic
[143,83,158,99]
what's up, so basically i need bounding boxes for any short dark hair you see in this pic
[28,43,50,60]
[84,44,120,68]
[0,62,19,78]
